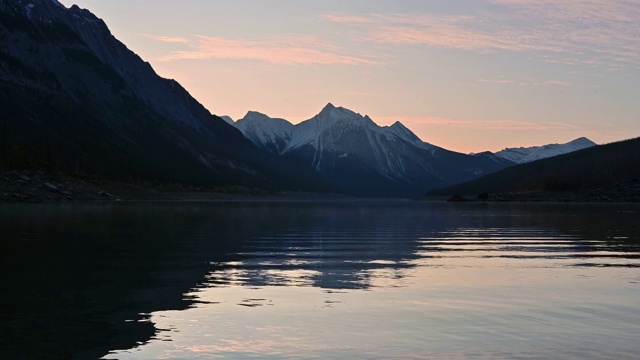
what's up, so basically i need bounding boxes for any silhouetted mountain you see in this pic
[235,103,514,197]
[0,0,327,192]
[219,115,235,125]
[427,137,640,200]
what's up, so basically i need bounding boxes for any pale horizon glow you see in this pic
[59,0,640,153]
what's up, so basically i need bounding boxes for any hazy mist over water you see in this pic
[1,201,639,359]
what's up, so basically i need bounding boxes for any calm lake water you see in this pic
[1,200,639,359]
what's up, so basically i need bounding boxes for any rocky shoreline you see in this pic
[0,169,342,203]
[0,169,121,203]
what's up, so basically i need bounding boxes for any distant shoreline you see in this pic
[426,183,640,203]
[3,169,639,204]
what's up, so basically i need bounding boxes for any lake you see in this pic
[1,200,639,359]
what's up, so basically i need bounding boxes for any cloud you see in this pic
[542,80,572,87]
[320,14,373,24]
[322,1,640,70]
[366,20,562,53]
[478,78,573,87]
[479,79,516,84]
[143,33,374,66]
[137,33,190,44]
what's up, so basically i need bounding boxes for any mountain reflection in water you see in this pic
[1,201,639,359]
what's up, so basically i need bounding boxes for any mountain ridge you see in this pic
[0,0,329,192]
[234,103,515,197]
[235,111,294,154]
[493,137,597,164]
[426,137,640,201]
[0,0,607,199]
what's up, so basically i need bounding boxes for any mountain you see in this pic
[235,103,514,197]
[493,137,596,164]
[235,112,294,154]
[0,0,327,192]
[219,116,235,125]
[427,137,640,200]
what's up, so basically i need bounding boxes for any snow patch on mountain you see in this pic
[235,111,294,153]
[494,137,596,164]
[274,103,431,179]
[284,103,376,152]
[25,3,34,19]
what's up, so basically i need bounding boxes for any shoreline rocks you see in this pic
[0,169,121,202]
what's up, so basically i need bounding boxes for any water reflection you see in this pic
[112,218,640,360]
[106,202,640,359]
[1,201,639,359]
[418,228,640,265]
[207,229,422,290]
[199,222,640,293]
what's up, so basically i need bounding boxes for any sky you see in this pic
[59,0,640,153]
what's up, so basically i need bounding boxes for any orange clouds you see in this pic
[145,34,374,66]
[140,1,640,69]
[138,33,190,44]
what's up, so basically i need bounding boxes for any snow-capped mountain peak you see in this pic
[494,137,597,164]
[240,111,275,123]
[569,137,597,147]
[229,104,512,196]
[387,121,419,141]
[382,121,435,150]
[283,104,366,152]
[316,103,363,123]
[235,111,294,154]
[320,102,337,113]
[237,104,437,158]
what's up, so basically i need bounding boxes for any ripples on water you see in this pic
[1,201,638,359]
[102,203,640,360]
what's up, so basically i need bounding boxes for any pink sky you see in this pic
[60,0,640,153]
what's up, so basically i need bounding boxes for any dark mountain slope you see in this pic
[0,0,328,192]
[427,137,640,198]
